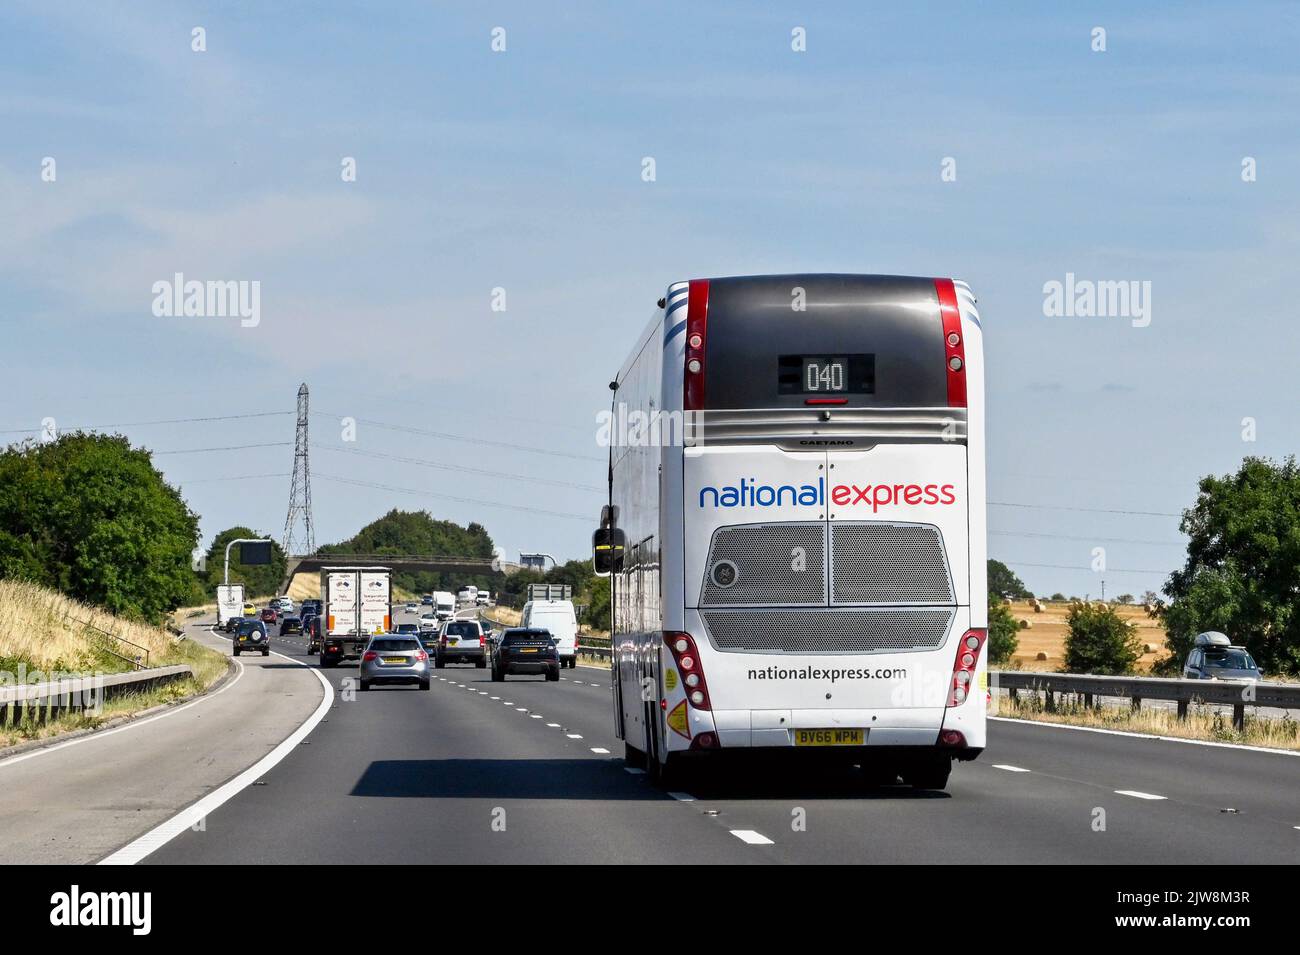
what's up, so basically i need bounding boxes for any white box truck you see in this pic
[434,591,456,621]
[521,583,578,669]
[320,566,392,667]
[216,583,246,631]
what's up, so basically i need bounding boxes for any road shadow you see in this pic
[352,758,656,801]
[350,757,948,801]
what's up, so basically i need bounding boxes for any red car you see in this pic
[260,607,278,623]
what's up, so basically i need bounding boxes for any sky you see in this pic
[2,1,1298,599]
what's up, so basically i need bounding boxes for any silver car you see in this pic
[1184,631,1263,682]
[359,635,430,691]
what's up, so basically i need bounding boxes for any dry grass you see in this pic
[0,580,229,748]
[1004,599,1168,672]
[993,691,1300,750]
[0,579,181,673]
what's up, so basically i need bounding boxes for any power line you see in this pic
[989,529,1185,547]
[175,472,291,484]
[312,472,593,522]
[312,443,605,492]
[311,412,604,463]
[990,500,1181,518]
[0,411,292,436]
[1004,560,1171,576]
[152,442,291,455]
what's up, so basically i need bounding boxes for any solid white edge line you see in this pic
[990,715,1300,757]
[730,829,774,845]
[0,627,246,770]
[97,643,335,865]
[1114,789,1167,801]
[992,764,1031,773]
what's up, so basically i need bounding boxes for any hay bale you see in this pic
[1018,619,1032,630]
[1035,651,1049,661]
[1032,599,1045,613]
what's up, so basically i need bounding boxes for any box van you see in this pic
[521,599,578,668]
[433,591,456,621]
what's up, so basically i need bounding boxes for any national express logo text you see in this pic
[697,477,957,512]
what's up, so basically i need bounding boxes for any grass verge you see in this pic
[1,581,229,750]
[993,691,1300,751]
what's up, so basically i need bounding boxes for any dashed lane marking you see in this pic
[730,830,775,846]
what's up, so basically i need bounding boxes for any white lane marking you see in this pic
[590,747,610,754]
[530,714,542,719]
[571,681,584,685]
[99,643,334,865]
[546,722,560,727]
[730,829,774,845]
[623,767,645,775]
[516,707,528,711]
[490,696,500,700]
[566,733,583,739]
[478,691,488,695]
[1115,790,1167,801]
[990,716,1300,757]
[993,764,1031,773]
[668,791,695,802]
[0,627,246,771]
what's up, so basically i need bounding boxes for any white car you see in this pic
[476,591,491,606]
[418,613,439,632]
[274,596,294,613]
[520,599,578,668]
[404,602,418,614]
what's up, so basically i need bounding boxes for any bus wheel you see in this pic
[904,755,951,791]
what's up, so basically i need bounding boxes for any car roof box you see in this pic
[1194,631,1231,647]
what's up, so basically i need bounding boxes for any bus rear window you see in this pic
[702,274,948,409]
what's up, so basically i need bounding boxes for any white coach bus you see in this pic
[593,274,986,790]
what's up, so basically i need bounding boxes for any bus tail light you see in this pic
[665,631,712,711]
[948,628,986,706]
[683,279,710,411]
[934,278,967,408]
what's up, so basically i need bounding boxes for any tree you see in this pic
[199,527,286,599]
[0,433,200,622]
[987,559,1031,599]
[1141,590,1159,607]
[1116,594,1134,605]
[987,599,1019,665]
[319,509,495,595]
[1063,600,1142,674]
[1050,592,1066,602]
[1157,456,1300,676]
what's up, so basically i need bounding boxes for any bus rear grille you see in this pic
[700,523,826,606]
[830,523,954,604]
[701,609,954,654]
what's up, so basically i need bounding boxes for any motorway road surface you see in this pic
[139,609,1300,865]
[0,621,324,864]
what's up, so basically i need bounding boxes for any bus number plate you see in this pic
[794,728,865,746]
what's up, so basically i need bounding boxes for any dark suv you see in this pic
[235,619,271,657]
[491,628,560,682]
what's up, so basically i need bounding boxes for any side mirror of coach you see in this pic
[592,526,626,576]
